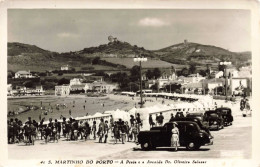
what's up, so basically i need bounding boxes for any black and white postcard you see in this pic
[0,0,260,167]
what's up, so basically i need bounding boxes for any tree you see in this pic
[24,81,35,88]
[118,73,130,90]
[110,72,130,90]
[189,64,197,74]
[43,82,56,90]
[181,67,190,77]
[95,71,106,76]
[199,70,207,77]
[153,68,161,79]
[165,83,182,93]
[8,70,14,78]
[71,68,76,73]
[129,83,139,92]
[58,78,70,85]
[92,57,101,65]
[150,83,159,91]
[218,64,225,72]
[146,69,153,80]
[39,72,47,77]
[130,65,140,82]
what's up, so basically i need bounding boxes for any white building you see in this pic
[85,81,118,93]
[7,84,13,96]
[15,71,33,79]
[61,65,69,71]
[70,78,83,86]
[35,85,45,95]
[186,73,205,83]
[55,85,70,96]
[210,71,224,78]
[147,69,177,89]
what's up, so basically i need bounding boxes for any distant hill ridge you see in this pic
[8,42,57,57]
[7,39,251,71]
[67,40,157,58]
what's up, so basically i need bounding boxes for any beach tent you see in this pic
[111,109,130,122]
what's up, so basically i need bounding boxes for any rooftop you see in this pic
[16,71,30,75]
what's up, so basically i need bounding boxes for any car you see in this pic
[137,121,213,151]
[204,110,224,130]
[186,112,209,127]
[169,117,213,138]
[215,107,233,126]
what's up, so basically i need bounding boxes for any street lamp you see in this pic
[134,57,148,108]
[220,61,232,100]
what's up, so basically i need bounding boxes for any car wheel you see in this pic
[186,142,198,151]
[216,125,219,130]
[141,142,150,151]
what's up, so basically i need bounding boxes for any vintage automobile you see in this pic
[169,117,212,138]
[186,112,209,127]
[137,121,213,151]
[215,107,233,126]
[204,110,224,130]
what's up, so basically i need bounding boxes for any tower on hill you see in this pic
[184,39,188,45]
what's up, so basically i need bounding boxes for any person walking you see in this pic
[131,121,138,142]
[155,114,159,126]
[92,121,97,140]
[103,120,109,143]
[113,122,120,144]
[124,121,130,142]
[157,112,164,126]
[136,113,142,132]
[120,121,126,144]
[240,97,246,111]
[171,122,179,151]
[149,114,154,128]
[98,119,105,143]
[130,115,135,127]
[109,115,114,131]
[169,113,175,122]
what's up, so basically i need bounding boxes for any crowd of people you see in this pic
[7,113,143,145]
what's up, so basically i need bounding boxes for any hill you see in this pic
[7,42,127,72]
[66,40,157,58]
[154,41,251,67]
[8,40,252,72]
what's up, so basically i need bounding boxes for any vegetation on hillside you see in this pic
[8,40,251,73]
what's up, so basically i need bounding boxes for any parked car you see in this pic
[137,121,213,151]
[186,112,209,127]
[215,107,233,126]
[169,117,213,138]
[204,110,224,130]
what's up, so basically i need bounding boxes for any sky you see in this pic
[8,9,251,53]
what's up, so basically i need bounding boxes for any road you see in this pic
[100,115,251,159]
[8,114,251,159]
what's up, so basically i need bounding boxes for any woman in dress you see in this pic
[171,122,179,151]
